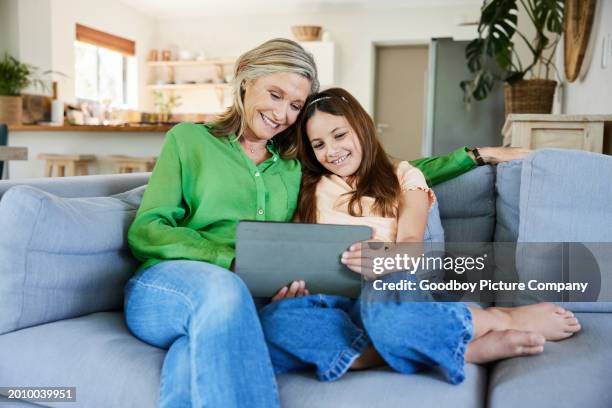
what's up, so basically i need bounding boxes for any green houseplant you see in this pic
[460,0,564,115]
[153,91,182,123]
[0,53,51,124]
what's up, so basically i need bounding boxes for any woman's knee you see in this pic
[125,260,255,338]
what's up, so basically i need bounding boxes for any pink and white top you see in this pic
[314,161,435,242]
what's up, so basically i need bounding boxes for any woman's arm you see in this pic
[128,130,235,269]
[409,147,475,187]
[410,146,531,186]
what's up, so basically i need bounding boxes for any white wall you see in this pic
[0,0,20,58]
[156,5,479,114]
[562,0,612,114]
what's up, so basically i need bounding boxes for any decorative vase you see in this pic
[504,79,557,116]
[0,95,23,125]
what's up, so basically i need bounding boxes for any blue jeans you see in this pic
[124,260,279,408]
[259,272,473,385]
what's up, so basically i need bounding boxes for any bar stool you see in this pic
[38,154,96,177]
[108,155,157,173]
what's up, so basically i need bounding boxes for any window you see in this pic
[74,24,137,108]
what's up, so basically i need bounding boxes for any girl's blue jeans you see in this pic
[259,272,474,385]
[124,260,279,408]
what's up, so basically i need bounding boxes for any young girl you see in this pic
[259,88,581,384]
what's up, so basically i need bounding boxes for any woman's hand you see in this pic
[477,147,531,165]
[271,280,309,302]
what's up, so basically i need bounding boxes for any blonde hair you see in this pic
[210,38,319,158]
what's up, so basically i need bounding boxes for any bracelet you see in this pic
[470,147,487,166]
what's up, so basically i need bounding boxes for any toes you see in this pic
[565,317,579,326]
[566,323,581,333]
[525,332,546,346]
[553,304,567,314]
[518,345,544,355]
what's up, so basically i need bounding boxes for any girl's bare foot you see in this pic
[465,330,545,364]
[491,303,581,341]
[350,347,386,370]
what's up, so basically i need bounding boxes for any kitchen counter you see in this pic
[9,124,175,133]
[6,125,171,179]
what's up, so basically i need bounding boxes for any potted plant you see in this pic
[153,91,181,123]
[460,0,564,115]
[0,53,51,125]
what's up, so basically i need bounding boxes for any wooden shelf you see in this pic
[9,124,174,133]
[146,83,231,91]
[147,59,235,67]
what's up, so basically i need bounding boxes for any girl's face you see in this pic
[306,110,363,179]
[242,72,311,141]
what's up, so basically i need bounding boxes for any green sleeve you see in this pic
[409,147,476,187]
[127,131,235,270]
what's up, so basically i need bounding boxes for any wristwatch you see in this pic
[469,147,487,166]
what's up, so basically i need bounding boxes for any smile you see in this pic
[261,112,280,129]
[331,153,350,165]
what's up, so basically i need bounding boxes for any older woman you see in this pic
[125,38,526,408]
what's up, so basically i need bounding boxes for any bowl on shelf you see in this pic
[179,50,195,61]
[291,25,322,41]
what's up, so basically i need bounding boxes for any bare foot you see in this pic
[465,330,545,364]
[491,303,581,341]
[350,347,386,370]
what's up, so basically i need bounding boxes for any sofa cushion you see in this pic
[0,185,145,335]
[433,165,495,242]
[0,396,41,407]
[424,201,445,242]
[279,364,487,408]
[487,312,612,408]
[494,160,522,242]
[516,149,612,311]
[492,161,523,305]
[0,311,487,408]
[0,312,163,408]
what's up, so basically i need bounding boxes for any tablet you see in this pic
[235,221,372,298]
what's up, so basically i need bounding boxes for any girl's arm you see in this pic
[395,189,430,243]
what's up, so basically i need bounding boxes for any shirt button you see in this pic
[258,209,264,215]
[273,157,278,162]
[254,171,260,177]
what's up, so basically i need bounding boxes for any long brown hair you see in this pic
[295,88,401,223]
[209,38,319,159]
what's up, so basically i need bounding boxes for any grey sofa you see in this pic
[0,148,610,408]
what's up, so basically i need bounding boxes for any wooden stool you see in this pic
[38,154,96,177]
[108,155,157,173]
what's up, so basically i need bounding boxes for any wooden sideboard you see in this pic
[502,114,612,154]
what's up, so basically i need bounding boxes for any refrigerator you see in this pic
[423,38,505,156]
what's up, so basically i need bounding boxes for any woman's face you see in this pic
[242,72,311,141]
[306,110,363,179]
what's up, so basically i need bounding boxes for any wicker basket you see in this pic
[504,79,557,116]
[291,26,322,41]
[0,95,23,125]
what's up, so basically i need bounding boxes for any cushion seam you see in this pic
[17,194,45,330]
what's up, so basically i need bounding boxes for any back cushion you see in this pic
[0,185,145,335]
[493,160,523,305]
[516,149,612,312]
[433,165,496,307]
[494,160,523,242]
[433,165,496,242]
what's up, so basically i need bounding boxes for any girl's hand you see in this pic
[271,280,309,302]
[341,241,383,280]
